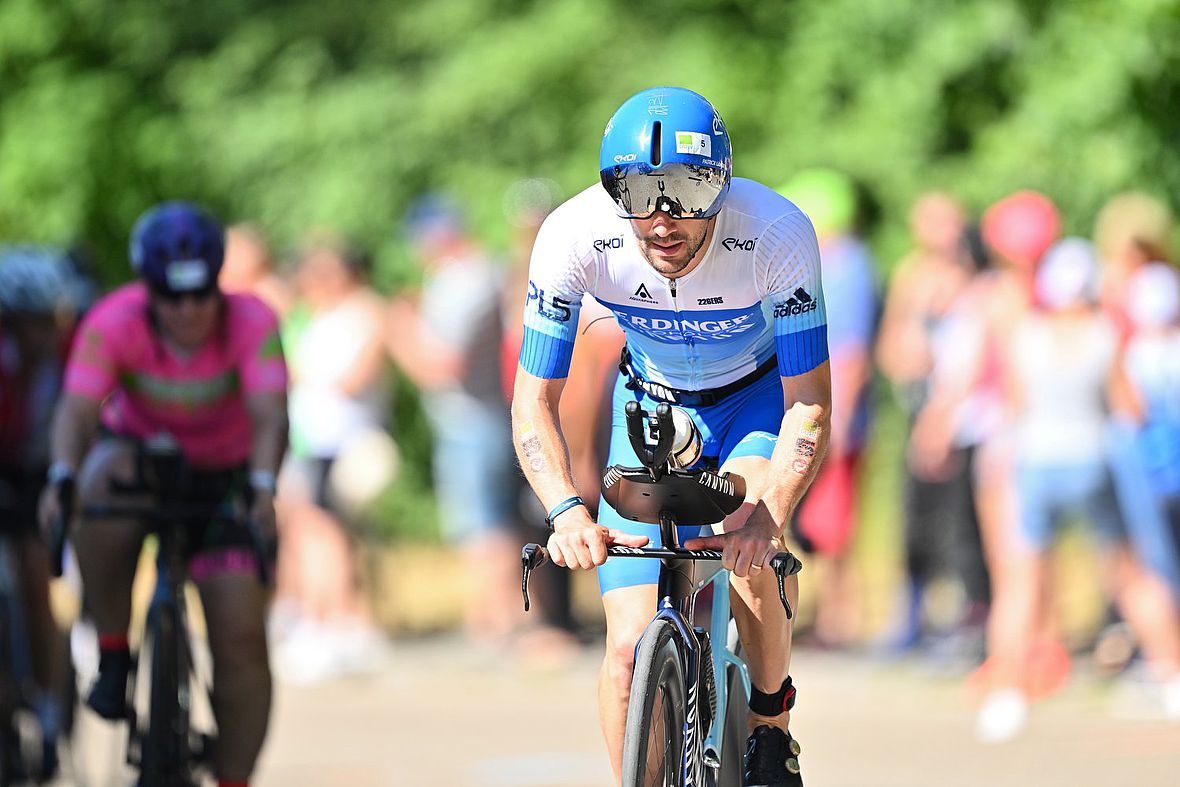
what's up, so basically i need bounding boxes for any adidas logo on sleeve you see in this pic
[773,288,818,317]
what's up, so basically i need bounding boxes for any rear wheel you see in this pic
[0,550,27,787]
[621,619,686,787]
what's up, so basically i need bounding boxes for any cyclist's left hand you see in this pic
[683,511,783,578]
[250,489,277,541]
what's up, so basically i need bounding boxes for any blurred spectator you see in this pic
[977,238,1180,739]
[220,223,292,316]
[904,224,998,664]
[877,193,980,653]
[779,169,879,648]
[273,237,394,684]
[975,239,1123,741]
[1106,263,1180,717]
[1092,192,1174,336]
[387,195,521,650]
[1114,263,1180,598]
[499,178,623,665]
[914,192,1060,727]
[1089,194,1176,670]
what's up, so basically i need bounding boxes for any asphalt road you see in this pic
[245,638,1180,787]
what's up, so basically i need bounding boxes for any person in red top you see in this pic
[38,202,289,787]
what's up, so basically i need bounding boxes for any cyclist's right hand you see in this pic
[547,509,649,570]
[36,483,65,542]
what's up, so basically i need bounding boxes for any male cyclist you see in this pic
[37,202,289,787]
[512,87,831,786]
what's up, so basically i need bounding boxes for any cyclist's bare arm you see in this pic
[685,360,831,572]
[510,367,576,508]
[246,389,288,481]
[763,359,833,524]
[38,393,102,533]
[245,389,288,534]
[511,366,647,569]
[48,393,102,474]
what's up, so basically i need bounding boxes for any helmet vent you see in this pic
[651,122,662,167]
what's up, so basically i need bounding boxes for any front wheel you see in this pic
[138,603,194,787]
[621,619,687,787]
[717,635,746,787]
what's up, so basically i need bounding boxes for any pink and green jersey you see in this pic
[64,282,288,469]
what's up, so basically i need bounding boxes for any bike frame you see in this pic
[648,555,748,785]
[131,511,196,784]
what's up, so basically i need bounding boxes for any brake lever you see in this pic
[246,518,274,588]
[521,543,549,612]
[770,551,803,620]
[49,479,76,579]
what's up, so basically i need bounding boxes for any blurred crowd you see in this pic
[215,180,624,685]
[869,186,1180,743]
[2,174,1179,758]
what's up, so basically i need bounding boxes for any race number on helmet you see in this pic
[599,87,732,220]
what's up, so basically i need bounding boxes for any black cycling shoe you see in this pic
[86,650,131,720]
[743,724,803,787]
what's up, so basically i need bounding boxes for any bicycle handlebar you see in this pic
[50,500,274,587]
[520,543,802,617]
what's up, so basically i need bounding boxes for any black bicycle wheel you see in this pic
[138,604,189,786]
[0,558,25,787]
[621,619,687,787]
[717,637,746,787]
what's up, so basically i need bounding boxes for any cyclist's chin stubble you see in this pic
[639,226,709,276]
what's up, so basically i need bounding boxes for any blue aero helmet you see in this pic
[599,86,732,220]
[130,201,225,297]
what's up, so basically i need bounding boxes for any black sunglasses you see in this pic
[149,285,219,304]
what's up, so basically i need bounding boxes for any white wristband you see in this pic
[249,469,277,495]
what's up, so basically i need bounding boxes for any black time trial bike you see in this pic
[522,402,802,787]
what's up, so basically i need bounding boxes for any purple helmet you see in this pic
[130,202,225,294]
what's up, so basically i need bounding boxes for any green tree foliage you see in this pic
[3,0,1177,273]
[2,0,1177,540]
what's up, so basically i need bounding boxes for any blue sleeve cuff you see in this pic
[519,327,575,379]
[775,325,829,377]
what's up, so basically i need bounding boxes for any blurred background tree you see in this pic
[1,0,1177,542]
[3,0,1177,274]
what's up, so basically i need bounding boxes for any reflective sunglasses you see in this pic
[601,162,727,220]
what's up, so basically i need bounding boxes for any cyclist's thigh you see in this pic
[78,437,144,504]
[597,378,705,595]
[716,370,784,469]
[602,583,659,661]
[196,572,268,662]
[713,372,784,515]
[73,437,150,544]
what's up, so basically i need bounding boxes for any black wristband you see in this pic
[545,496,586,531]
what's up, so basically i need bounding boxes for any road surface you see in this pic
[248,637,1180,787]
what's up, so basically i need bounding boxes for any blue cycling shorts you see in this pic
[596,370,784,594]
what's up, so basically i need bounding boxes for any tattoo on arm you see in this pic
[789,418,820,476]
[520,433,546,473]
